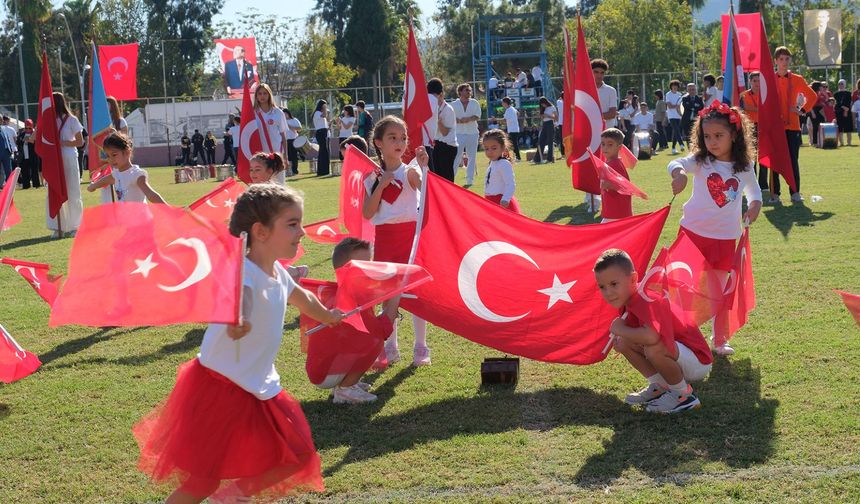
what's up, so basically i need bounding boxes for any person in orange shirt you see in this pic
[740,71,769,192]
[773,46,818,204]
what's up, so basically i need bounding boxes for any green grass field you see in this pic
[0,143,858,503]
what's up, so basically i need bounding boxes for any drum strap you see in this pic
[254,109,274,153]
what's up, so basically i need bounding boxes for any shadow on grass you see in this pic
[307,357,776,485]
[763,201,834,240]
[543,203,601,226]
[40,327,200,369]
[39,327,147,366]
[0,235,60,251]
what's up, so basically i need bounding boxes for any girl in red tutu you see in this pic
[362,116,431,367]
[481,129,521,213]
[134,184,343,503]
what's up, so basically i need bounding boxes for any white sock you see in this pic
[647,373,667,388]
[668,379,690,395]
[412,315,427,349]
[387,323,399,349]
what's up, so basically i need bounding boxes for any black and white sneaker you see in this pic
[646,389,701,414]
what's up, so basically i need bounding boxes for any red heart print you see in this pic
[706,173,740,208]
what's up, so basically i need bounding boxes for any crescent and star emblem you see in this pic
[130,238,213,293]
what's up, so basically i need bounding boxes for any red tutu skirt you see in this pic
[133,359,324,500]
[306,311,392,387]
[485,194,522,214]
[373,221,417,263]
[679,227,735,271]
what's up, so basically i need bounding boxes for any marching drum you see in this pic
[216,164,233,181]
[309,159,318,174]
[633,131,653,160]
[293,135,318,157]
[820,123,838,149]
[174,167,192,184]
[330,160,342,176]
[194,165,207,181]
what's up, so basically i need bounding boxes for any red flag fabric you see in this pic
[400,173,669,364]
[835,290,860,327]
[661,231,726,327]
[721,13,762,72]
[0,167,21,231]
[303,217,346,244]
[402,23,433,163]
[299,278,338,352]
[590,151,648,200]
[561,27,575,157]
[619,144,638,170]
[98,43,138,100]
[1,258,64,306]
[35,52,68,219]
[50,203,243,327]
[236,79,260,184]
[187,178,246,224]
[276,244,305,268]
[0,323,41,383]
[569,17,603,194]
[755,18,797,192]
[723,228,755,339]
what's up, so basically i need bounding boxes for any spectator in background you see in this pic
[834,79,853,146]
[501,96,521,161]
[515,68,528,89]
[532,64,543,95]
[204,131,217,164]
[16,119,39,189]
[0,116,17,185]
[221,126,236,165]
[180,131,191,165]
[702,74,718,106]
[666,80,684,154]
[680,82,704,150]
[454,83,482,185]
[653,89,669,151]
[555,91,565,157]
[191,129,205,164]
[284,108,302,175]
[228,116,240,166]
[107,96,128,134]
[355,101,374,145]
[504,72,515,88]
[427,78,457,181]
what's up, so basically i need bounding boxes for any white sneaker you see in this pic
[384,339,401,364]
[413,346,431,367]
[355,381,372,391]
[645,388,701,414]
[767,196,781,205]
[671,148,678,155]
[714,343,735,356]
[791,193,804,203]
[333,385,377,404]
[624,383,666,405]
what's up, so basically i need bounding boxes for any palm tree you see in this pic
[6,0,52,111]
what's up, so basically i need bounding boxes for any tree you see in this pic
[3,0,52,115]
[295,21,356,90]
[343,0,391,92]
[313,0,352,62]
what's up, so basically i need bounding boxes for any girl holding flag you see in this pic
[44,92,84,238]
[253,83,289,184]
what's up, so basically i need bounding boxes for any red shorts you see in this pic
[373,221,417,263]
[484,194,522,214]
[306,312,392,387]
[678,227,735,271]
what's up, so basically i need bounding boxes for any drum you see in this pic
[330,160,342,176]
[293,135,318,157]
[216,165,233,182]
[820,123,838,149]
[174,168,191,184]
[194,165,207,181]
[309,159,318,174]
[633,131,653,160]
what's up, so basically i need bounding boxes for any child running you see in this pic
[86,132,166,203]
[669,101,762,356]
[597,128,632,223]
[362,116,431,367]
[134,184,343,503]
[481,128,520,213]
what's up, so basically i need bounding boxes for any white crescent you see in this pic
[759,72,768,103]
[347,170,364,208]
[637,266,665,303]
[723,247,746,295]
[13,265,37,282]
[157,238,213,292]
[404,73,416,109]
[39,97,55,146]
[316,225,337,236]
[357,260,399,281]
[205,189,230,208]
[457,241,537,323]
[107,56,129,73]
[665,261,694,282]
[572,90,603,162]
[239,120,260,159]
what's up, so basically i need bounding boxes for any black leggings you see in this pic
[286,139,298,174]
[315,129,330,176]
[669,119,683,148]
[431,141,457,182]
[536,121,554,162]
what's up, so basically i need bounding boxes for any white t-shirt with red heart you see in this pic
[363,163,420,226]
[669,155,762,240]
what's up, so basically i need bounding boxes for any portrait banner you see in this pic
[214,37,259,98]
[804,9,842,67]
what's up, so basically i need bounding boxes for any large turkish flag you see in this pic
[721,13,762,72]
[187,177,246,225]
[400,173,669,364]
[569,17,603,195]
[98,44,138,100]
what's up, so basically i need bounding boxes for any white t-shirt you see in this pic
[532,66,543,82]
[1,125,17,152]
[425,96,439,143]
[57,115,83,157]
[112,165,148,203]
[597,83,618,128]
[285,117,301,140]
[256,107,287,152]
[666,90,683,120]
[669,155,762,240]
[488,77,499,90]
[851,100,860,118]
[631,111,654,131]
[114,117,129,132]
[503,106,520,133]
[516,71,528,88]
[435,101,458,146]
[228,124,240,143]
[363,163,420,225]
[484,158,516,201]
[542,105,557,123]
[704,86,719,107]
[454,98,481,135]
[556,99,564,126]
[198,258,296,400]
[619,104,635,121]
[338,115,355,138]
[312,110,328,131]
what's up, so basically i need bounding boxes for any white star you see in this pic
[114,73,122,80]
[224,198,235,208]
[351,197,360,208]
[131,253,159,278]
[537,275,576,310]
[29,278,41,290]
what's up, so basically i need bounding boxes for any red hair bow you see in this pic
[266,152,277,160]
[699,101,742,131]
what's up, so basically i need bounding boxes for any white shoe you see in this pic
[714,343,735,356]
[624,383,666,405]
[355,381,372,391]
[50,231,61,239]
[671,148,678,155]
[791,193,804,203]
[333,385,377,404]
[413,346,431,367]
[384,339,401,364]
[646,388,701,414]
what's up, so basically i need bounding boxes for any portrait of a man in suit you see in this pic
[805,9,842,67]
[224,45,255,96]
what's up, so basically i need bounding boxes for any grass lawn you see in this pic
[0,143,858,503]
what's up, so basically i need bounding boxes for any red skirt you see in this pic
[679,227,735,271]
[373,221,417,263]
[133,359,324,500]
[306,312,392,386]
[485,194,522,214]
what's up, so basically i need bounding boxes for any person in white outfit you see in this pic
[453,83,482,186]
[44,93,84,238]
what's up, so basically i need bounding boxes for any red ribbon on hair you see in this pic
[698,101,742,131]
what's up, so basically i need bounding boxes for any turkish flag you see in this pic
[98,44,138,100]
[400,173,669,364]
[721,13,761,72]
[300,278,390,385]
[187,178,246,224]
[1,258,64,306]
[304,145,377,245]
[755,18,796,193]
[590,151,647,200]
[35,52,67,219]
[50,203,243,327]
[0,323,41,383]
[276,243,305,268]
[721,11,747,106]
[835,290,860,327]
[335,260,432,331]
[619,144,638,170]
[0,167,21,231]
[402,23,433,163]
[561,27,575,158]
[236,79,261,184]
[661,231,726,327]
[723,228,755,340]
[569,17,603,195]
